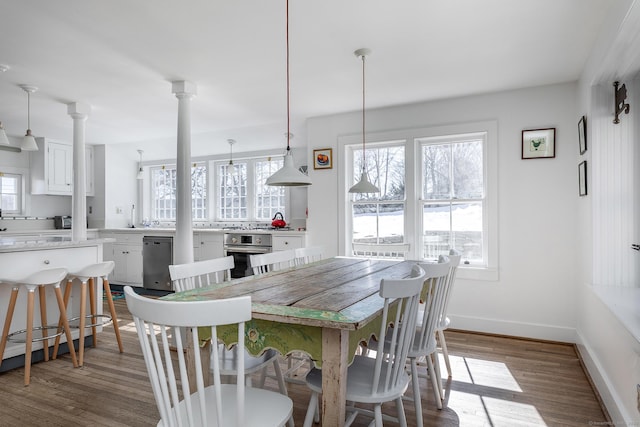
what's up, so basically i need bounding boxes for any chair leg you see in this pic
[426,353,442,409]
[24,289,35,386]
[373,404,383,427]
[103,279,123,353]
[303,391,318,427]
[395,396,407,427]
[0,288,19,366]
[53,286,78,368]
[432,352,445,401]
[410,358,423,427]
[38,286,49,362]
[78,280,87,366]
[89,278,97,348]
[53,280,74,359]
[438,329,452,378]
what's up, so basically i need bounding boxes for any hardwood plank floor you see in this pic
[0,298,610,426]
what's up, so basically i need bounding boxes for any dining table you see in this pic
[163,256,416,427]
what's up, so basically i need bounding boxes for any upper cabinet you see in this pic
[30,137,94,196]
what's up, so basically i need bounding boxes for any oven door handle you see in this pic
[225,246,271,254]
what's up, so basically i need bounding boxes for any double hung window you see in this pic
[0,172,22,215]
[151,163,207,220]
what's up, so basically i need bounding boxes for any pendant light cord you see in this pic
[361,53,366,172]
[27,90,31,131]
[286,0,291,153]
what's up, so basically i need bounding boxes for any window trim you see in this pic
[339,121,498,281]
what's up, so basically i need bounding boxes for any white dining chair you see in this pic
[169,256,292,427]
[249,250,296,275]
[124,287,293,427]
[302,264,426,427]
[435,249,462,378]
[294,246,324,266]
[352,242,410,259]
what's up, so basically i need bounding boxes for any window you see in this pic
[419,134,485,265]
[0,173,21,215]
[151,163,207,220]
[350,143,405,244]
[215,157,285,221]
[343,121,497,280]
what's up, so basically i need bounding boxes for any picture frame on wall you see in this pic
[578,115,587,155]
[313,148,333,169]
[522,128,556,159]
[578,160,587,196]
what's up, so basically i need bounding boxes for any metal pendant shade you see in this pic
[20,85,38,151]
[349,48,379,194]
[266,0,311,187]
[0,122,10,146]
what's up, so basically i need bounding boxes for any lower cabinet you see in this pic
[111,244,143,285]
[272,235,304,251]
[194,233,224,261]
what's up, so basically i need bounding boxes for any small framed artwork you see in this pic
[578,115,587,155]
[313,148,333,169]
[522,128,556,159]
[578,160,587,196]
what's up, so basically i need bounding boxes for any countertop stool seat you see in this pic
[53,261,122,366]
[0,267,79,385]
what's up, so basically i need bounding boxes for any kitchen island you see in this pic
[0,237,110,369]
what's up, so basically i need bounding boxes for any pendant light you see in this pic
[19,85,38,151]
[349,49,379,194]
[136,149,144,180]
[265,0,311,187]
[227,139,235,166]
[0,122,10,147]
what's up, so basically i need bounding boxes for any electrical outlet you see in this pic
[115,206,123,214]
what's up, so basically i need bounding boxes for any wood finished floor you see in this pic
[0,298,609,427]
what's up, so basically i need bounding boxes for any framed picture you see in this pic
[578,115,587,155]
[313,148,333,169]
[522,128,556,159]
[578,160,587,196]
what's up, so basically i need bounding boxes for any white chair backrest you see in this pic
[169,256,234,292]
[413,258,451,354]
[352,243,410,260]
[124,286,251,427]
[370,264,425,395]
[294,246,324,265]
[249,250,296,275]
[438,249,462,323]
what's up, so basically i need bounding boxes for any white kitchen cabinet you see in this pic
[193,233,224,261]
[272,235,304,251]
[30,137,94,196]
[112,244,143,285]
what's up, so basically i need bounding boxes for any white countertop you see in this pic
[101,227,307,236]
[0,236,114,253]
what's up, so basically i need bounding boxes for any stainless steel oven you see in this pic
[223,233,272,278]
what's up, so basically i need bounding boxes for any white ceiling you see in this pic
[0,0,614,153]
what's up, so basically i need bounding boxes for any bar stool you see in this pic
[53,261,123,366]
[0,268,78,385]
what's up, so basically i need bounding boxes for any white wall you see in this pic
[307,82,580,341]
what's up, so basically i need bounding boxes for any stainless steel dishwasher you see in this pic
[142,236,173,291]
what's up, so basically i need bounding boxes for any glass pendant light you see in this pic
[0,122,10,146]
[136,149,144,179]
[349,49,379,194]
[266,0,311,187]
[19,85,38,151]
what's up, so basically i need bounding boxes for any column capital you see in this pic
[67,102,91,119]
[171,80,197,98]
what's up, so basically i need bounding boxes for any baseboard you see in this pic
[575,330,633,426]
[449,314,577,343]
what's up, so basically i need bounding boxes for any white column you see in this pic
[172,81,197,264]
[68,102,91,241]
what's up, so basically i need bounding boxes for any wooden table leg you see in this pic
[321,328,348,427]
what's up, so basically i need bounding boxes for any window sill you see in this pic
[457,266,498,281]
[592,285,640,344]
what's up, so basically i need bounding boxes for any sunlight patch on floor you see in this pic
[445,353,522,392]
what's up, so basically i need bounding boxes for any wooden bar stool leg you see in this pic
[0,287,19,365]
[24,288,35,386]
[52,279,74,359]
[53,285,78,368]
[89,277,97,348]
[38,286,49,362]
[103,279,123,353]
[78,280,87,366]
